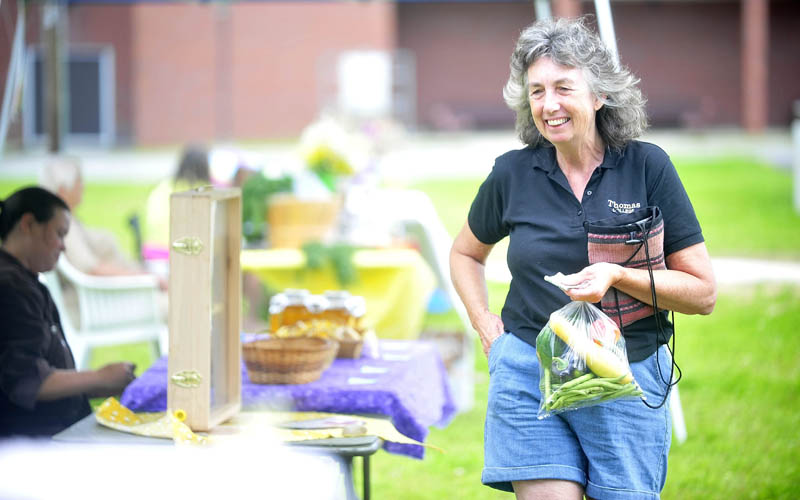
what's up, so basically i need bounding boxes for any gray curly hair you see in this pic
[503,16,648,150]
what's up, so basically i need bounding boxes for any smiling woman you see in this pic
[449,16,716,500]
[527,58,604,162]
[503,17,647,152]
[0,187,137,438]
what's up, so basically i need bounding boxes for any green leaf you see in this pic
[300,241,359,287]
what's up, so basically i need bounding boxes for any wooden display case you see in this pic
[168,187,242,431]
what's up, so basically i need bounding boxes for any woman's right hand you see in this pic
[91,362,137,397]
[37,362,137,401]
[475,309,505,358]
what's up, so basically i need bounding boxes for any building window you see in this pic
[24,45,115,146]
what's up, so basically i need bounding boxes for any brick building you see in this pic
[2,0,799,147]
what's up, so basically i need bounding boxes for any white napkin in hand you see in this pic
[544,272,590,292]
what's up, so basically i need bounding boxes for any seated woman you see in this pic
[0,187,136,438]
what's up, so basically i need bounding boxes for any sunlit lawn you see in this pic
[1,152,799,498]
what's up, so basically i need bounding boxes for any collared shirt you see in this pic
[468,140,704,361]
[0,248,91,437]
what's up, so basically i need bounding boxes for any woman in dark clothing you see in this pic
[450,17,716,500]
[0,186,136,437]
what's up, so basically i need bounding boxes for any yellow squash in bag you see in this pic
[549,311,633,384]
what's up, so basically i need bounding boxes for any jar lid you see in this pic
[305,295,329,314]
[346,296,366,317]
[284,288,311,305]
[324,290,351,308]
[268,293,289,313]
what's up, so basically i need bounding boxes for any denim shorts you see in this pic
[483,332,672,499]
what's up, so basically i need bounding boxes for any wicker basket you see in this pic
[336,339,363,359]
[242,337,338,384]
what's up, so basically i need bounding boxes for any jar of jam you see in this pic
[304,294,329,323]
[322,290,353,326]
[269,289,311,332]
[322,290,365,329]
[346,295,366,330]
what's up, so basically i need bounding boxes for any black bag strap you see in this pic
[631,213,681,410]
[585,206,679,410]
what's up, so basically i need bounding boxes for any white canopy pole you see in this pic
[0,0,25,159]
[536,0,618,67]
[594,0,620,66]
[534,0,552,20]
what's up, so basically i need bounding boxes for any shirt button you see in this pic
[51,325,58,333]
[586,190,592,196]
[577,209,583,216]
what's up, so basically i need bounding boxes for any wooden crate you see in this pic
[168,187,242,431]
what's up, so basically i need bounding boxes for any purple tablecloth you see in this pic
[121,340,455,459]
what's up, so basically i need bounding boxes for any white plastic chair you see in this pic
[368,189,476,412]
[41,256,168,370]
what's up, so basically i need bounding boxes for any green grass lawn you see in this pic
[663,286,800,499]
[2,152,799,498]
[674,156,800,259]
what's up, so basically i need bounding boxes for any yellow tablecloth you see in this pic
[94,398,437,450]
[241,248,436,339]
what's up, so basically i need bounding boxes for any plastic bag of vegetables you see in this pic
[536,300,644,419]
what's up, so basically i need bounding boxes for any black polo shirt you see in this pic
[468,140,704,361]
[0,249,91,437]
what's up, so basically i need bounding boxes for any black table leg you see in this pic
[363,455,371,500]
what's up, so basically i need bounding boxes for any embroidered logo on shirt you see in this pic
[607,199,641,214]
